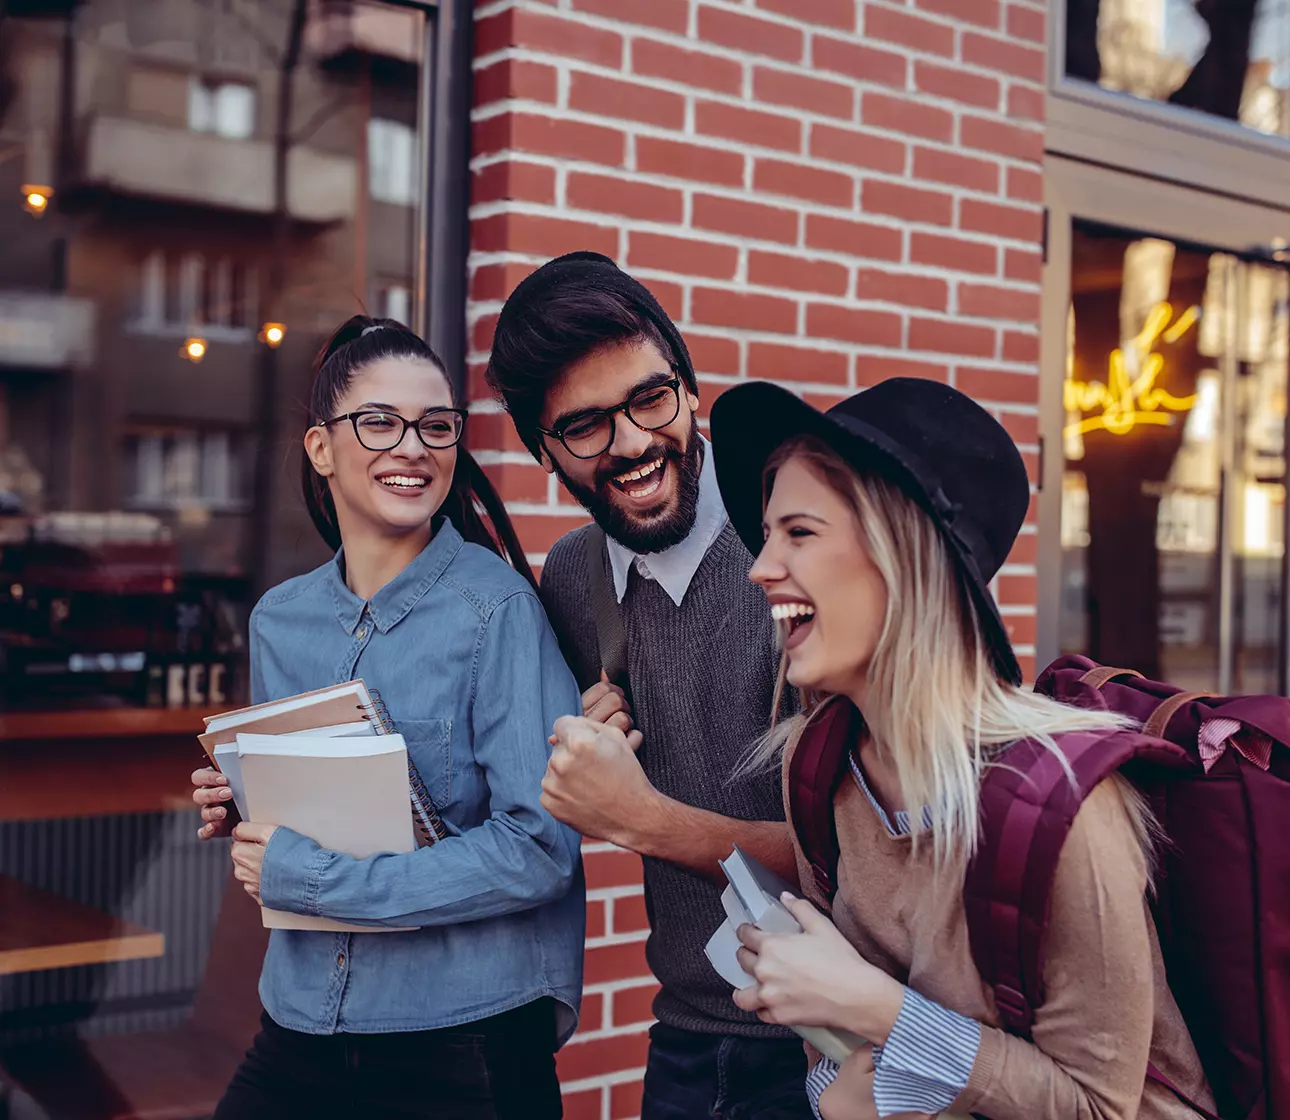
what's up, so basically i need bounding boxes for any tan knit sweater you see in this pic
[782,730,1215,1120]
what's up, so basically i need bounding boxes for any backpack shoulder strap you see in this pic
[786,697,864,901]
[582,524,629,694]
[963,729,1150,1036]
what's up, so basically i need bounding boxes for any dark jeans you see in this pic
[212,999,561,1120]
[641,1023,814,1120]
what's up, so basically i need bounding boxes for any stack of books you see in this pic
[199,681,441,932]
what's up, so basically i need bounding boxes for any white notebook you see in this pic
[238,731,417,933]
[705,846,868,1064]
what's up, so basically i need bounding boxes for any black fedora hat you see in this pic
[709,378,1028,685]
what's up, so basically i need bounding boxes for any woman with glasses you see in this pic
[190,315,585,1119]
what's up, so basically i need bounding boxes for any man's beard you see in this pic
[554,416,703,554]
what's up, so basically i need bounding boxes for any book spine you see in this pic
[365,688,448,847]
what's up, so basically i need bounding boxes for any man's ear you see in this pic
[304,426,334,479]
[685,388,700,413]
[535,438,556,475]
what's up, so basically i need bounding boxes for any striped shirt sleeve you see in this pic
[872,987,981,1117]
[802,989,979,1118]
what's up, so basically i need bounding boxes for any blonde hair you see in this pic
[755,436,1158,871]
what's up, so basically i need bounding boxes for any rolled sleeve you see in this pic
[258,825,326,915]
[872,987,981,1118]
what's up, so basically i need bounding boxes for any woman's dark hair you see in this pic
[485,255,697,461]
[302,314,537,590]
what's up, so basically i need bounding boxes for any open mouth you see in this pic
[376,473,430,494]
[770,601,816,649]
[609,456,666,503]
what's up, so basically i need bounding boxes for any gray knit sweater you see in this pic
[541,520,795,1038]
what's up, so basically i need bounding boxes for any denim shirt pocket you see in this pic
[399,717,453,815]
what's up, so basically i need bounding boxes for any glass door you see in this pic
[1053,221,1290,694]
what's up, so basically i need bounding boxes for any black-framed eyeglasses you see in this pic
[322,408,467,451]
[536,376,682,460]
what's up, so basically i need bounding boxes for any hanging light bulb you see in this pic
[181,337,207,362]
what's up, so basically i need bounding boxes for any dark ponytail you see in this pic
[302,314,538,591]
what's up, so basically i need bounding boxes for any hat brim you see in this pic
[709,382,1022,685]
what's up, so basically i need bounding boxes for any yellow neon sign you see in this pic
[1064,301,1201,437]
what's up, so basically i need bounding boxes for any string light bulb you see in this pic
[181,337,207,362]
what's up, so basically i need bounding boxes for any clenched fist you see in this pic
[542,714,659,845]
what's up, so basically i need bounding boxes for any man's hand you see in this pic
[231,822,279,904]
[542,714,659,844]
[581,671,642,751]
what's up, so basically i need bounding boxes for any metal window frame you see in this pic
[1039,155,1290,687]
[379,0,471,395]
[1047,0,1290,212]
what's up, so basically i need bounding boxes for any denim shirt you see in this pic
[251,519,585,1042]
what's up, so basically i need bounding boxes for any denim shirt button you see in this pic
[337,953,346,968]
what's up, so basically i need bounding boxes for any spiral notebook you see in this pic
[199,679,446,847]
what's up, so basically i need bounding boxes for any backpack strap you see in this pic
[1079,665,1143,690]
[785,697,864,901]
[963,730,1152,1036]
[1143,691,1216,740]
[582,524,629,695]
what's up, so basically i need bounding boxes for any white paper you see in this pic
[236,732,402,759]
[212,741,248,821]
[705,919,755,989]
[283,721,375,739]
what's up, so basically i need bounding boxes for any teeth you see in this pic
[770,602,815,622]
[615,458,662,484]
[379,475,428,489]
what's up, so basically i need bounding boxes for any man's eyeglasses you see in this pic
[537,377,682,460]
[323,409,467,451]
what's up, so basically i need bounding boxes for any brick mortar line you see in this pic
[466,161,1045,212]
[469,98,1044,170]
[471,48,1047,117]
[477,0,1043,83]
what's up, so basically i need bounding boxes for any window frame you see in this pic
[1048,0,1290,211]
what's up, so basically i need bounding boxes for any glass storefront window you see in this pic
[0,2,431,1114]
[1065,0,1290,141]
[1060,224,1290,694]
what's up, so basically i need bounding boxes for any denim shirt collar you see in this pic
[327,518,464,635]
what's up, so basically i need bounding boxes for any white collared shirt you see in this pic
[605,436,729,607]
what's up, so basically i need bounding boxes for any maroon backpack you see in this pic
[786,654,1290,1120]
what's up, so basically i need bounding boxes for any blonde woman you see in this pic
[703,379,1214,1120]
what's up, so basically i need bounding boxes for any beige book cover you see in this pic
[238,732,417,933]
[198,681,377,764]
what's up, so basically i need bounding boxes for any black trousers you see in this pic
[641,1022,814,1120]
[212,999,562,1120]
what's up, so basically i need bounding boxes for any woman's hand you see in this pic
[231,822,279,904]
[192,767,235,840]
[732,893,906,1045]
[812,1047,933,1120]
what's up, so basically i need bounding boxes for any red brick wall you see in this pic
[467,1,1047,1114]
